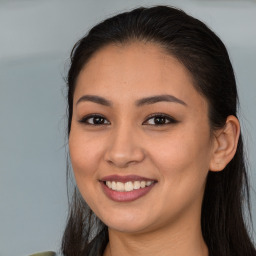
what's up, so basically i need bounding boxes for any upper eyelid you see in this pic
[144,113,175,120]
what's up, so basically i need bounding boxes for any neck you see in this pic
[104,217,208,256]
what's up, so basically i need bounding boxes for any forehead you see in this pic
[74,42,207,110]
[79,42,192,87]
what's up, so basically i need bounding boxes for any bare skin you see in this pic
[69,42,240,256]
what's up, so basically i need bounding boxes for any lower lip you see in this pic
[101,182,156,202]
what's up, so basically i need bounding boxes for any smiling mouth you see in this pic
[100,175,157,202]
[104,180,154,192]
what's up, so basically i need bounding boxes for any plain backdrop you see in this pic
[0,0,255,255]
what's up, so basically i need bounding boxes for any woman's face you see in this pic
[69,42,215,234]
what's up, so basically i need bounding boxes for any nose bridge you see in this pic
[104,119,145,168]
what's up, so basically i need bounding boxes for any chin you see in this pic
[107,221,150,234]
[97,209,153,234]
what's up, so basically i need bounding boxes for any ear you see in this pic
[209,115,240,172]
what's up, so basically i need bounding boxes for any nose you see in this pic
[104,123,145,168]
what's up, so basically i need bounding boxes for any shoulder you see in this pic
[28,251,57,256]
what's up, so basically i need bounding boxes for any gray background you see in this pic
[0,0,255,255]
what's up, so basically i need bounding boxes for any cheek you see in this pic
[68,130,106,211]
[148,132,211,220]
[68,128,103,186]
[149,127,212,190]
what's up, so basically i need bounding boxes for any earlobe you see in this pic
[209,115,240,172]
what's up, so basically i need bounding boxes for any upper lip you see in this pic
[100,175,157,183]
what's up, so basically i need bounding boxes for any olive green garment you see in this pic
[29,251,56,256]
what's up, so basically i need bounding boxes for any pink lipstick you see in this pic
[100,175,157,202]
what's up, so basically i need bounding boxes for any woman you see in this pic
[60,5,256,256]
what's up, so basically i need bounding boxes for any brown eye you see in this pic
[143,114,178,126]
[79,114,110,125]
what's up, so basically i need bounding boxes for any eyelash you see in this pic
[78,113,178,126]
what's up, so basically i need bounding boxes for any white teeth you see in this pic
[105,180,154,191]
[125,181,133,192]
[133,181,141,190]
[111,181,117,191]
[146,181,153,186]
[116,182,125,191]
[106,181,112,189]
[140,181,146,188]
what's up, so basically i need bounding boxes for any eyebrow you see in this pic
[76,94,187,107]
